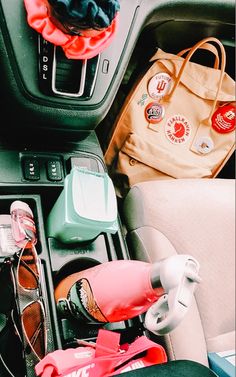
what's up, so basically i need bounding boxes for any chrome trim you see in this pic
[89,53,101,97]
[51,45,87,97]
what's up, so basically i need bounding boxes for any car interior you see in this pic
[0,0,235,376]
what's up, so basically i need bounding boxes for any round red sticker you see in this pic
[212,104,236,134]
[145,102,165,124]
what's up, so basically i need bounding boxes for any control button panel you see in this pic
[21,154,63,183]
[46,160,63,181]
[23,159,40,181]
[19,152,104,184]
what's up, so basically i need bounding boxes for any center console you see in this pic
[0,133,145,377]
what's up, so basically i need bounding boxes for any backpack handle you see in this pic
[177,42,220,69]
[165,37,226,124]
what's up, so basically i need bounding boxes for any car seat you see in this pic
[122,178,235,366]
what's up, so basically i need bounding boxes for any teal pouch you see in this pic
[47,167,118,243]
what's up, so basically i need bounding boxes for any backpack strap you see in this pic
[177,42,220,69]
[164,37,226,126]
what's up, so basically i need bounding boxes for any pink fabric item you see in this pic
[23,0,119,60]
[35,329,167,376]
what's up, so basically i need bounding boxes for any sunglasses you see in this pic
[9,200,47,361]
[14,244,47,361]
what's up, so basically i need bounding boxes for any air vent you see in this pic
[38,36,100,99]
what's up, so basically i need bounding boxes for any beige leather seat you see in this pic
[122,178,235,366]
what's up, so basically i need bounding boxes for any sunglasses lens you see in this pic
[15,246,46,360]
[18,248,39,289]
[22,301,46,360]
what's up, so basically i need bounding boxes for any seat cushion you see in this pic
[123,178,235,366]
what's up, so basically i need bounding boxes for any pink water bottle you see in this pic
[55,260,164,323]
[55,256,201,335]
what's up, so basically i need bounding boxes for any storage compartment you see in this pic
[0,195,60,377]
[0,187,141,376]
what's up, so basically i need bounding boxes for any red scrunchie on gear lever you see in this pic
[23,0,119,60]
[35,329,167,377]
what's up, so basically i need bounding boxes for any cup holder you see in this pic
[54,257,100,286]
[0,195,59,377]
[52,256,146,352]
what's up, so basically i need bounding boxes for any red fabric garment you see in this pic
[24,0,119,60]
[35,329,167,377]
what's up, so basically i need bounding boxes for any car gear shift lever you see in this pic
[23,0,120,60]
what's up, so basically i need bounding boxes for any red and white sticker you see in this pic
[165,115,191,144]
[145,102,165,124]
[212,103,236,134]
[148,72,172,100]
